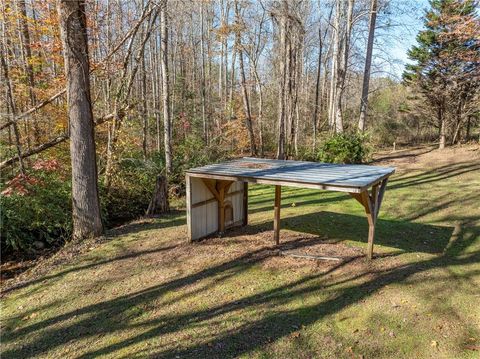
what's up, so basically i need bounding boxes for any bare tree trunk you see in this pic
[200,2,207,143]
[228,46,236,118]
[1,43,25,174]
[141,48,148,159]
[160,1,172,173]
[235,1,257,156]
[327,12,337,131]
[438,105,445,149]
[17,0,39,142]
[333,0,354,134]
[276,13,287,160]
[146,175,169,215]
[253,67,264,156]
[312,27,322,151]
[57,0,103,239]
[358,0,377,132]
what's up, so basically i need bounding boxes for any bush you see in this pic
[99,154,165,226]
[318,132,371,164]
[1,160,72,252]
[171,135,230,188]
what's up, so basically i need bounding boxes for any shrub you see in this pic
[171,135,230,188]
[318,132,371,164]
[1,161,72,252]
[99,154,164,226]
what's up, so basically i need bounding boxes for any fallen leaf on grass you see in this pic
[464,345,480,351]
[290,331,301,339]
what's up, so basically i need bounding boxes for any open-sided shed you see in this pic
[186,157,395,259]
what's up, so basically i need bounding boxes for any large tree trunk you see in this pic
[146,175,169,216]
[358,0,377,132]
[57,0,103,239]
[160,1,172,173]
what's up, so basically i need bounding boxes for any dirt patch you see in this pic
[236,161,274,169]
[373,144,480,173]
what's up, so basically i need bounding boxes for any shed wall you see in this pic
[187,176,245,240]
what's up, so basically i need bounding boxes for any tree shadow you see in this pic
[370,145,436,163]
[3,223,477,358]
[280,211,454,254]
[1,213,185,296]
[388,161,480,190]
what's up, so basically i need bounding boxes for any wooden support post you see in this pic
[350,179,388,260]
[218,185,226,233]
[243,182,248,226]
[274,185,281,245]
[186,175,192,241]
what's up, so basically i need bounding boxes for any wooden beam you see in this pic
[201,178,221,201]
[274,185,281,245]
[186,175,192,241]
[191,189,243,209]
[366,184,380,259]
[243,182,248,226]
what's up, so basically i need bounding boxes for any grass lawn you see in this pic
[1,145,479,358]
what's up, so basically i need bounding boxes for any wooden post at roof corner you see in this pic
[274,185,281,245]
[243,182,248,226]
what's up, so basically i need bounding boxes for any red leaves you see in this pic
[2,160,60,197]
[1,174,39,197]
[32,159,60,171]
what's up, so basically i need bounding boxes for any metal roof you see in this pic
[186,157,395,192]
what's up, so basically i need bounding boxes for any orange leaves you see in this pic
[1,174,40,197]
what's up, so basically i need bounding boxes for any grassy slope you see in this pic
[1,145,479,359]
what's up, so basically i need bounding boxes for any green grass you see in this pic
[1,147,479,358]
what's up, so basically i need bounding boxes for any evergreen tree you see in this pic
[403,0,480,148]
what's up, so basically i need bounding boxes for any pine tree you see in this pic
[403,0,480,148]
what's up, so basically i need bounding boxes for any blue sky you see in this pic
[380,0,430,78]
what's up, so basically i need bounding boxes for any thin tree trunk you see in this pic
[358,0,377,132]
[1,43,25,174]
[141,48,148,159]
[160,1,172,173]
[438,105,445,149]
[312,27,322,151]
[276,14,287,160]
[200,2,207,143]
[253,67,264,156]
[57,0,103,239]
[235,1,257,156]
[17,0,39,142]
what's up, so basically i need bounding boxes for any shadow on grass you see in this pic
[3,158,479,358]
[2,220,478,358]
[1,212,185,296]
[280,211,453,254]
[370,145,436,163]
[388,161,480,190]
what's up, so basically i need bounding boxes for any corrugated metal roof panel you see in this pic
[187,157,395,190]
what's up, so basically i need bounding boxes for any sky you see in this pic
[379,0,429,78]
